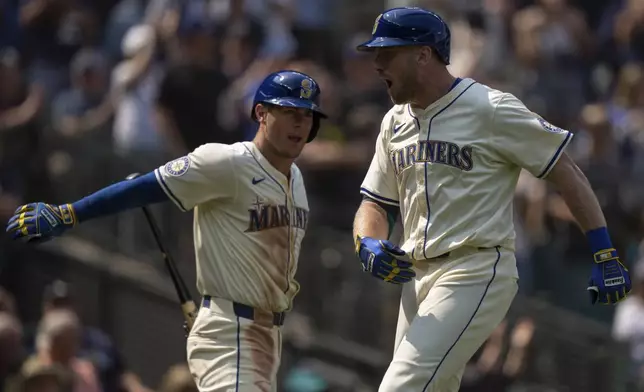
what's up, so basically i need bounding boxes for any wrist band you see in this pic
[59,204,77,226]
[586,227,613,254]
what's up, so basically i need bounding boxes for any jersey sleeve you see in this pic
[491,93,573,179]
[360,116,399,206]
[154,143,238,211]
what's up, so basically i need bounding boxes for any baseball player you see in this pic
[352,7,632,392]
[5,70,328,391]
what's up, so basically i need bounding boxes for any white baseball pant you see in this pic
[186,296,284,392]
[379,246,519,392]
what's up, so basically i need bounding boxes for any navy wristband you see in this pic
[586,227,613,254]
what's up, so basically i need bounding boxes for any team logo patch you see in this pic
[300,78,313,99]
[165,156,191,177]
[538,117,565,134]
[372,14,382,34]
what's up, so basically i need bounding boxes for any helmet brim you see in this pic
[258,97,328,119]
[356,37,420,51]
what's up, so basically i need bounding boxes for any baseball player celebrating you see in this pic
[352,7,631,392]
[6,70,327,391]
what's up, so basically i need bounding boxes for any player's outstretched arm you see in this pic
[353,198,415,284]
[5,172,169,243]
[545,152,631,305]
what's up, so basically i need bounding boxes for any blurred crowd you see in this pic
[1,0,644,390]
[0,280,197,392]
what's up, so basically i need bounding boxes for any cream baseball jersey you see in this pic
[361,78,573,259]
[154,141,309,312]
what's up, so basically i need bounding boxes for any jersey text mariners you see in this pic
[361,78,572,260]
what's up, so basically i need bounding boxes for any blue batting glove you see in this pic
[5,202,76,243]
[355,235,415,284]
[587,248,631,305]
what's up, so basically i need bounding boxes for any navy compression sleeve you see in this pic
[71,171,169,223]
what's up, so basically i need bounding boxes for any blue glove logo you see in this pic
[587,248,631,305]
[355,235,415,284]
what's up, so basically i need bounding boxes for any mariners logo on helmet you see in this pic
[372,14,382,34]
[300,79,313,99]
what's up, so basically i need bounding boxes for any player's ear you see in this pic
[417,47,432,66]
[255,104,268,123]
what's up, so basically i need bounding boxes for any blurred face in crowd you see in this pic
[372,46,427,105]
[50,323,80,363]
[38,310,81,364]
[255,104,313,159]
[0,314,23,374]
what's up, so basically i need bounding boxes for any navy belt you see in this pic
[202,295,285,326]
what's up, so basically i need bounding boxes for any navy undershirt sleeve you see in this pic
[71,171,169,223]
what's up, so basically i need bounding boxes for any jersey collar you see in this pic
[407,78,476,118]
[243,141,293,186]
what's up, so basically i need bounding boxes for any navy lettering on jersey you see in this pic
[391,140,474,175]
[246,199,308,232]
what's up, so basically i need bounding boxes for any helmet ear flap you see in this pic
[307,115,320,143]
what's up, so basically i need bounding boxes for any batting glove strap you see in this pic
[593,248,618,263]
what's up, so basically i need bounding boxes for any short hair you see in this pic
[7,363,74,392]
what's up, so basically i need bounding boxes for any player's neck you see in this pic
[410,68,457,110]
[252,138,293,178]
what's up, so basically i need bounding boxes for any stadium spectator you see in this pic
[154,4,235,154]
[111,23,165,161]
[48,47,113,198]
[511,0,593,128]
[18,0,100,99]
[0,313,24,392]
[0,47,47,215]
[5,363,74,392]
[22,309,101,392]
[24,281,151,392]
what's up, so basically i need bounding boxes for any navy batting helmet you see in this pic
[357,7,451,65]
[250,70,327,142]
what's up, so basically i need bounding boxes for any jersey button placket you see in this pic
[416,116,430,259]
[285,179,296,293]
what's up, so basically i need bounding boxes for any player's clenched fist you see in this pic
[5,202,76,243]
[587,248,631,305]
[355,235,415,284]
